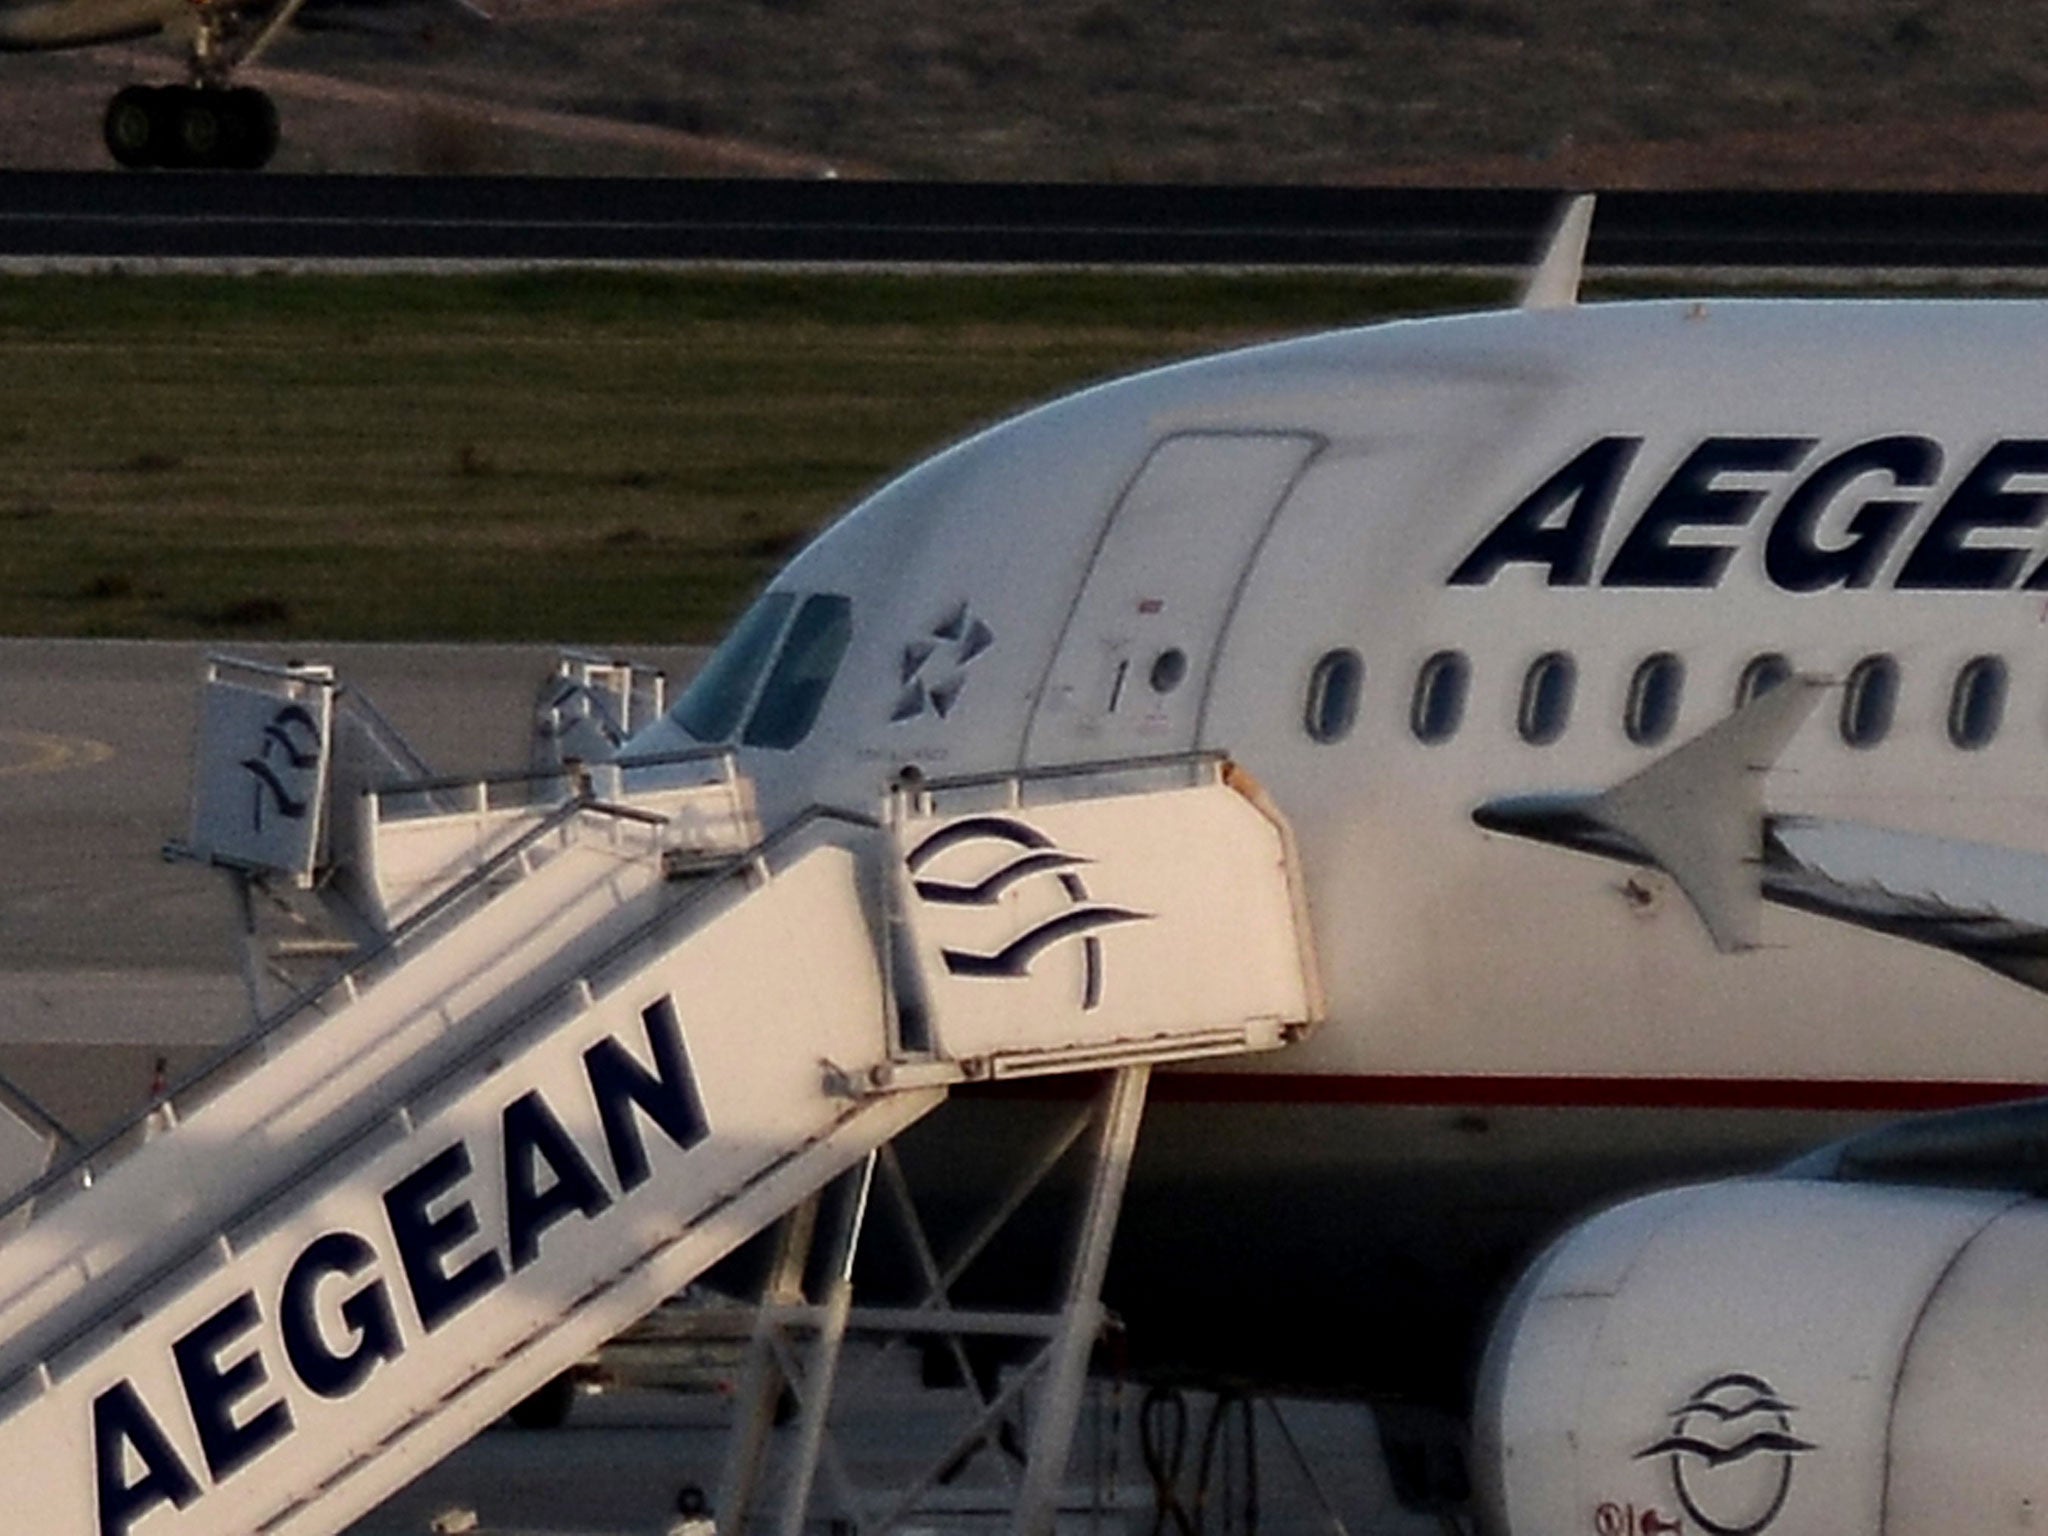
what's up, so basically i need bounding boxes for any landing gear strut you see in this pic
[101,0,304,170]
[103,83,281,170]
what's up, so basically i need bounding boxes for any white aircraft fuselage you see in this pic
[627,297,2048,1398]
[0,0,170,49]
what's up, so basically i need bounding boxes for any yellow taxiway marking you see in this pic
[0,729,115,778]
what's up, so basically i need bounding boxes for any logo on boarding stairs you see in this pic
[905,816,1149,1011]
[238,703,322,832]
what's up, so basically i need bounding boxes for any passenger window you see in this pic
[1304,649,1362,744]
[1839,655,1899,749]
[1948,655,2007,750]
[1735,653,1792,710]
[1410,650,1470,744]
[668,590,795,743]
[741,594,853,750]
[1518,652,1575,745]
[1625,653,1685,746]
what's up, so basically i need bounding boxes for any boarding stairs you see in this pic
[0,658,1320,1536]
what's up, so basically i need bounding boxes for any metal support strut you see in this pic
[1012,1063,1148,1536]
[714,1064,1154,1536]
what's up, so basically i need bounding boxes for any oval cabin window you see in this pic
[1948,655,2007,750]
[1304,649,1362,744]
[1518,652,1576,746]
[1735,653,1792,710]
[1410,650,1470,745]
[1625,653,1685,746]
[1839,655,1899,749]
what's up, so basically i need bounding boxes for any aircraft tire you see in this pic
[165,87,231,171]
[102,85,165,170]
[229,88,281,170]
[507,1371,576,1430]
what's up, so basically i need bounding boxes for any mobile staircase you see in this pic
[0,658,1320,1536]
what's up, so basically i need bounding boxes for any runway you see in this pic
[8,173,2048,269]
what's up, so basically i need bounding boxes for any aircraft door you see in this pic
[1023,432,1318,767]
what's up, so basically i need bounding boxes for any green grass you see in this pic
[0,269,1509,643]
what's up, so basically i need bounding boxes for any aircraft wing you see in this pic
[1474,677,2048,995]
[290,0,492,34]
[1764,817,2048,992]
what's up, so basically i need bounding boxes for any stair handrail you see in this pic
[0,798,893,1403]
[0,747,1292,1403]
[0,748,737,1233]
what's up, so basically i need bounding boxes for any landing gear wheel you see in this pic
[100,83,279,169]
[103,85,165,169]
[227,87,280,170]
[167,87,229,170]
[507,1372,576,1430]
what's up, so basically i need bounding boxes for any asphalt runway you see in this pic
[10,172,2048,271]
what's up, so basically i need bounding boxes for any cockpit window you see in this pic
[668,590,795,743]
[742,593,854,750]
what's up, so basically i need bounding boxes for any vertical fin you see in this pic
[1519,194,1597,312]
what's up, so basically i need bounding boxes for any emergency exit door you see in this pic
[1023,431,1318,767]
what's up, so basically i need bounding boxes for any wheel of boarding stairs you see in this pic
[507,1370,577,1430]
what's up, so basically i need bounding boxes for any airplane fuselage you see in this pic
[642,299,2048,1397]
[0,0,166,49]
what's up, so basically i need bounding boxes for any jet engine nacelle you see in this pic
[1473,1178,2048,1536]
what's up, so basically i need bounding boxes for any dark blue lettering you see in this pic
[383,1142,506,1333]
[1899,439,2048,590]
[1447,437,1638,587]
[93,1381,199,1536]
[584,996,708,1193]
[503,1090,612,1271]
[281,1232,402,1399]
[1764,436,1937,591]
[1604,437,1813,587]
[171,1291,292,1484]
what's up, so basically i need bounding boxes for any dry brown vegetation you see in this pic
[9,0,2048,184]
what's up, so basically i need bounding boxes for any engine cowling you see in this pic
[1474,1177,2048,1536]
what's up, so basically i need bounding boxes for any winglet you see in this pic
[1519,194,1596,311]
[1589,677,1826,951]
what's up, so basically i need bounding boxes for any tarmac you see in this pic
[342,1351,1424,1536]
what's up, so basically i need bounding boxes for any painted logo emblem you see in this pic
[905,816,1147,1011]
[239,703,322,832]
[892,601,994,723]
[1635,1374,1815,1536]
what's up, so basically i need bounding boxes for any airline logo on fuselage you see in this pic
[1448,436,2048,591]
